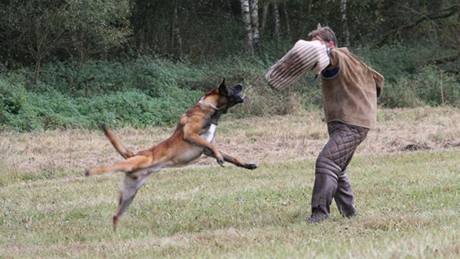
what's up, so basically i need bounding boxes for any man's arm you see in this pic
[369,68,384,97]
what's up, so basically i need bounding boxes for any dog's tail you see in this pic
[100,124,135,159]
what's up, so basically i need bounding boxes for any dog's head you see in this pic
[205,79,245,113]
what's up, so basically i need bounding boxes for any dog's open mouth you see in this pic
[229,84,245,104]
[236,94,245,103]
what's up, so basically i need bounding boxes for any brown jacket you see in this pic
[321,48,384,129]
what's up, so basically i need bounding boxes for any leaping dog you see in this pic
[85,79,257,229]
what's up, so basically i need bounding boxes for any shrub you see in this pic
[1,45,459,131]
[0,80,202,131]
[379,66,460,108]
[0,78,27,115]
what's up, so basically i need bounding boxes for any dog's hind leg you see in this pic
[112,171,151,231]
[85,155,153,176]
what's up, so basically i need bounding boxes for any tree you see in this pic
[273,2,280,42]
[0,1,69,82]
[340,0,350,46]
[241,0,253,52]
[283,1,291,38]
[0,0,131,71]
[240,0,260,53]
[170,0,183,57]
[375,2,460,46]
[250,0,260,49]
[65,0,131,63]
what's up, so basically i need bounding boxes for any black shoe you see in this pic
[306,213,328,224]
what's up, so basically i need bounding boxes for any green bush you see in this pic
[26,56,246,97]
[379,65,460,108]
[1,44,459,131]
[356,44,446,83]
[379,79,424,108]
[0,78,27,116]
[414,66,460,107]
[1,82,202,131]
[31,58,185,96]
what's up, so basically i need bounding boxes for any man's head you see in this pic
[307,24,337,49]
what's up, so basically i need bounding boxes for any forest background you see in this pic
[0,0,459,131]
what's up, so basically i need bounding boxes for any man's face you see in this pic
[313,36,336,49]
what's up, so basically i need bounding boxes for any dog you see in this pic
[85,79,257,229]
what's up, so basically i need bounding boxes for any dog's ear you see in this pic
[218,78,228,96]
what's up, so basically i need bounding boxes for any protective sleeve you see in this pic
[264,40,330,90]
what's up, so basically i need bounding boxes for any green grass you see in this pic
[1,151,459,258]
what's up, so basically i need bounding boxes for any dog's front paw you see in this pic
[244,163,258,170]
[215,152,225,167]
[216,158,225,167]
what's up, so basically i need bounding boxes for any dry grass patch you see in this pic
[0,106,459,177]
[362,215,433,231]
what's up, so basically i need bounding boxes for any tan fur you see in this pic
[85,80,257,230]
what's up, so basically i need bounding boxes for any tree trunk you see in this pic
[131,0,160,54]
[240,0,253,53]
[340,0,350,46]
[283,1,290,38]
[306,0,312,14]
[31,16,46,84]
[273,2,280,42]
[170,0,182,58]
[33,57,42,84]
[250,0,260,49]
[261,2,269,32]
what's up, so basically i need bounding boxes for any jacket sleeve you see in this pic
[369,67,384,98]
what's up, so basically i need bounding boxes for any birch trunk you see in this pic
[240,0,253,52]
[283,1,290,38]
[250,0,260,49]
[306,0,312,14]
[340,0,350,46]
[273,2,280,42]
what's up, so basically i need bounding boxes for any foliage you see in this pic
[1,43,460,131]
[0,81,202,131]
[0,78,28,125]
[0,0,458,131]
[1,0,459,65]
[0,0,131,68]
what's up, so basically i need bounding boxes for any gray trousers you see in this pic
[311,121,368,217]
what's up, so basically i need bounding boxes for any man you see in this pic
[265,25,384,223]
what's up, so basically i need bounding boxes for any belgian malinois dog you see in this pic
[85,79,257,229]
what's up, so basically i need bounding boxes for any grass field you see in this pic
[1,108,459,258]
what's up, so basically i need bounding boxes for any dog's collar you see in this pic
[199,97,219,111]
